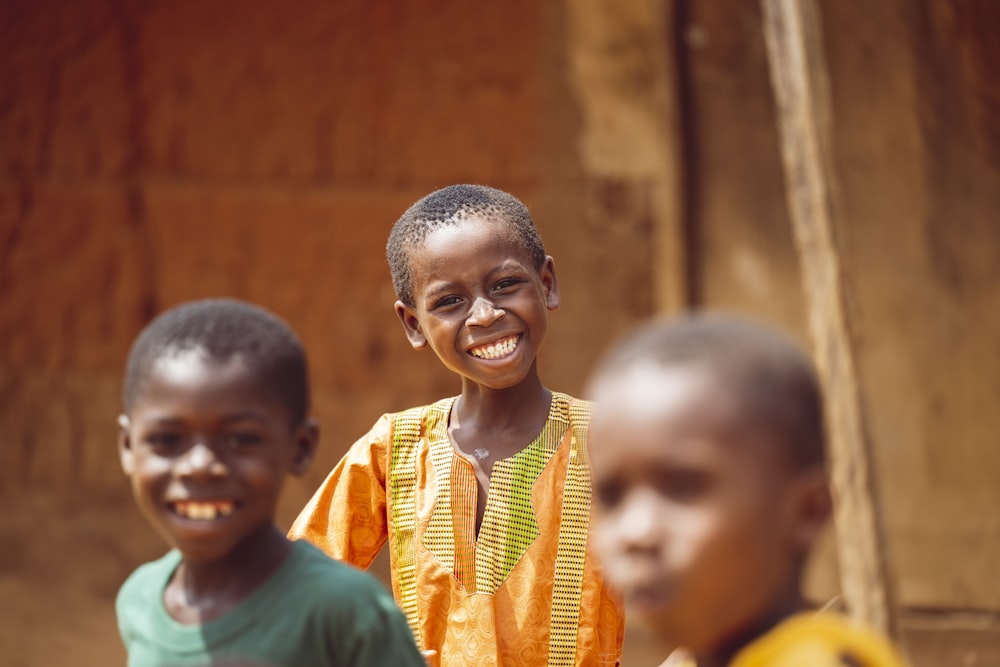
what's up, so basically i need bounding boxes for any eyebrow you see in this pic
[489,260,531,275]
[220,412,270,424]
[424,261,529,291]
[139,411,270,426]
[423,282,460,300]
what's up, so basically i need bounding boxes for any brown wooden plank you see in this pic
[562,0,688,313]
[759,0,901,641]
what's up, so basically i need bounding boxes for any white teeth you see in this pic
[470,335,519,360]
[174,501,235,520]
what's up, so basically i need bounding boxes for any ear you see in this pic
[787,467,832,552]
[394,300,427,350]
[539,255,560,310]
[289,418,320,476]
[117,414,135,475]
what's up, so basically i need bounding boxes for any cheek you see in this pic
[676,504,770,592]
[590,513,619,562]
[425,321,459,354]
[239,458,286,493]
[662,506,717,565]
[527,296,549,327]
[131,455,170,491]
[129,461,171,525]
[661,498,759,588]
[590,517,640,590]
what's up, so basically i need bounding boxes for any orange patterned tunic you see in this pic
[289,392,625,667]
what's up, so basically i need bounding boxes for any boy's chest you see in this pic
[448,428,539,536]
[399,422,568,594]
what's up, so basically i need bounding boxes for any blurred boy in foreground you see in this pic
[586,313,907,667]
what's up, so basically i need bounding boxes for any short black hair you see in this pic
[591,313,826,469]
[122,298,310,426]
[386,184,547,306]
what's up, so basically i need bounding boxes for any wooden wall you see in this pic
[2,1,997,664]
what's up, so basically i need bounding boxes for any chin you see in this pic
[463,368,531,390]
[624,600,692,646]
[625,614,686,657]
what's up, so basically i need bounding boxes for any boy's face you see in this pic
[394,216,559,390]
[589,364,826,654]
[118,350,317,563]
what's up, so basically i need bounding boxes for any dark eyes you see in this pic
[145,432,183,453]
[594,480,625,509]
[493,277,522,291]
[432,295,463,309]
[593,469,711,509]
[223,432,263,448]
[142,431,263,454]
[429,278,521,310]
[658,469,710,501]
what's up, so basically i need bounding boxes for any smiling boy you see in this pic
[290,185,625,666]
[586,313,908,667]
[115,299,425,666]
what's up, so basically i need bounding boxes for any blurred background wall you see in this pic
[1,1,998,665]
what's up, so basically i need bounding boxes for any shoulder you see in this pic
[390,397,455,423]
[282,542,419,653]
[116,551,180,642]
[343,405,432,457]
[550,391,593,426]
[117,550,178,608]
[736,612,908,667]
[354,400,448,438]
[286,542,399,612]
[364,398,455,437]
[385,397,455,442]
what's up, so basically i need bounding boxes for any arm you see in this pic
[288,414,392,569]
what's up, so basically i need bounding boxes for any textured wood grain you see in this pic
[760,0,900,640]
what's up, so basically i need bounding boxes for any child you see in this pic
[586,313,909,667]
[289,185,625,666]
[115,298,426,667]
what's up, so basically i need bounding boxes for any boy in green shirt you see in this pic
[116,298,425,666]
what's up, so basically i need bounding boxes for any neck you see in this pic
[175,524,291,604]
[456,366,550,432]
[693,591,807,667]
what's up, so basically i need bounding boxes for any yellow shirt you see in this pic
[664,611,908,667]
[289,393,625,667]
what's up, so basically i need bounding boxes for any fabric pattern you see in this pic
[290,392,625,667]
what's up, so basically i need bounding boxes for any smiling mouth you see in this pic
[469,334,521,360]
[171,500,236,521]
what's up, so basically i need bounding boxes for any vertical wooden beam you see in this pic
[563,0,687,314]
[759,0,900,640]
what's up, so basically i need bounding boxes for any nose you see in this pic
[467,296,505,327]
[618,489,664,552]
[177,441,227,479]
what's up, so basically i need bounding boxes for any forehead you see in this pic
[588,364,785,474]
[591,364,719,424]
[408,217,534,271]
[133,349,275,414]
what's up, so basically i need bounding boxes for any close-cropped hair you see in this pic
[122,298,310,426]
[386,184,547,306]
[592,313,827,469]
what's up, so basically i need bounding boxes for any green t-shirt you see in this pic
[116,540,425,666]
